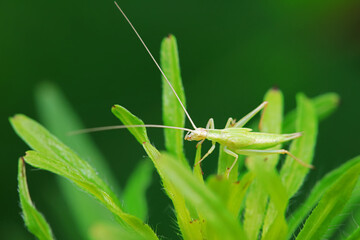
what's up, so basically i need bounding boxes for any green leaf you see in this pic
[112,105,201,240]
[248,160,288,240]
[160,35,188,166]
[283,92,339,133]
[244,88,286,240]
[89,222,141,240]
[260,88,284,134]
[207,172,254,219]
[111,106,158,173]
[159,153,246,240]
[145,143,205,240]
[308,92,339,120]
[259,88,283,167]
[193,144,204,184]
[18,158,54,240]
[10,114,158,240]
[35,82,118,238]
[296,161,360,240]
[206,175,233,206]
[144,142,203,240]
[186,143,204,221]
[280,93,318,198]
[288,155,360,237]
[123,160,153,221]
[260,89,289,239]
[341,178,360,239]
[35,82,119,190]
[111,105,149,144]
[227,172,254,218]
[346,227,360,240]
[243,176,269,240]
[324,177,360,239]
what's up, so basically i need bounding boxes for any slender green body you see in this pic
[184,107,312,173]
[206,128,300,151]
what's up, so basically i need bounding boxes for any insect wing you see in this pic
[225,128,253,132]
[212,128,256,149]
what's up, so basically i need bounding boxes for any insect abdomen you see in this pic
[239,132,299,150]
[206,130,299,150]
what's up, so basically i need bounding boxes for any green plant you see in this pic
[10,35,360,240]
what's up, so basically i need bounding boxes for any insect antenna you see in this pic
[114,1,197,130]
[69,124,194,135]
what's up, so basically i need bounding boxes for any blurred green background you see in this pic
[1,0,359,239]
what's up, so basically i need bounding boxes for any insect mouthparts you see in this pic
[184,132,192,141]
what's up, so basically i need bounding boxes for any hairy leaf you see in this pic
[112,106,202,240]
[288,155,360,237]
[280,93,317,198]
[18,158,54,240]
[296,162,360,240]
[159,153,246,240]
[244,88,286,240]
[36,82,118,238]
[10,115,158,240]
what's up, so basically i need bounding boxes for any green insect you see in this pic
[82,2,314,177]
[183,102,313,176]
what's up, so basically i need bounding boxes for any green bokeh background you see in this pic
[1,0,359,239]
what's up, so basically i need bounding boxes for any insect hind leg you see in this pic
[234,101,268,128]
[206,118,215,129]
[236,149,314,169]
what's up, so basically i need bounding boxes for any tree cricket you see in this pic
[77,2,314,177]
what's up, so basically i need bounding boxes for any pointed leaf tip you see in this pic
[111,104,149,144]
[18,158,55,240]
[160,34,188,166]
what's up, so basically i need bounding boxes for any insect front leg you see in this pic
[233,101,268,128]
[235,149,314,169]
[223,147,239,178]
[206,118,215,129]
[195,141,216,167]
[195,118,216,166]
[195,118,214,148]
